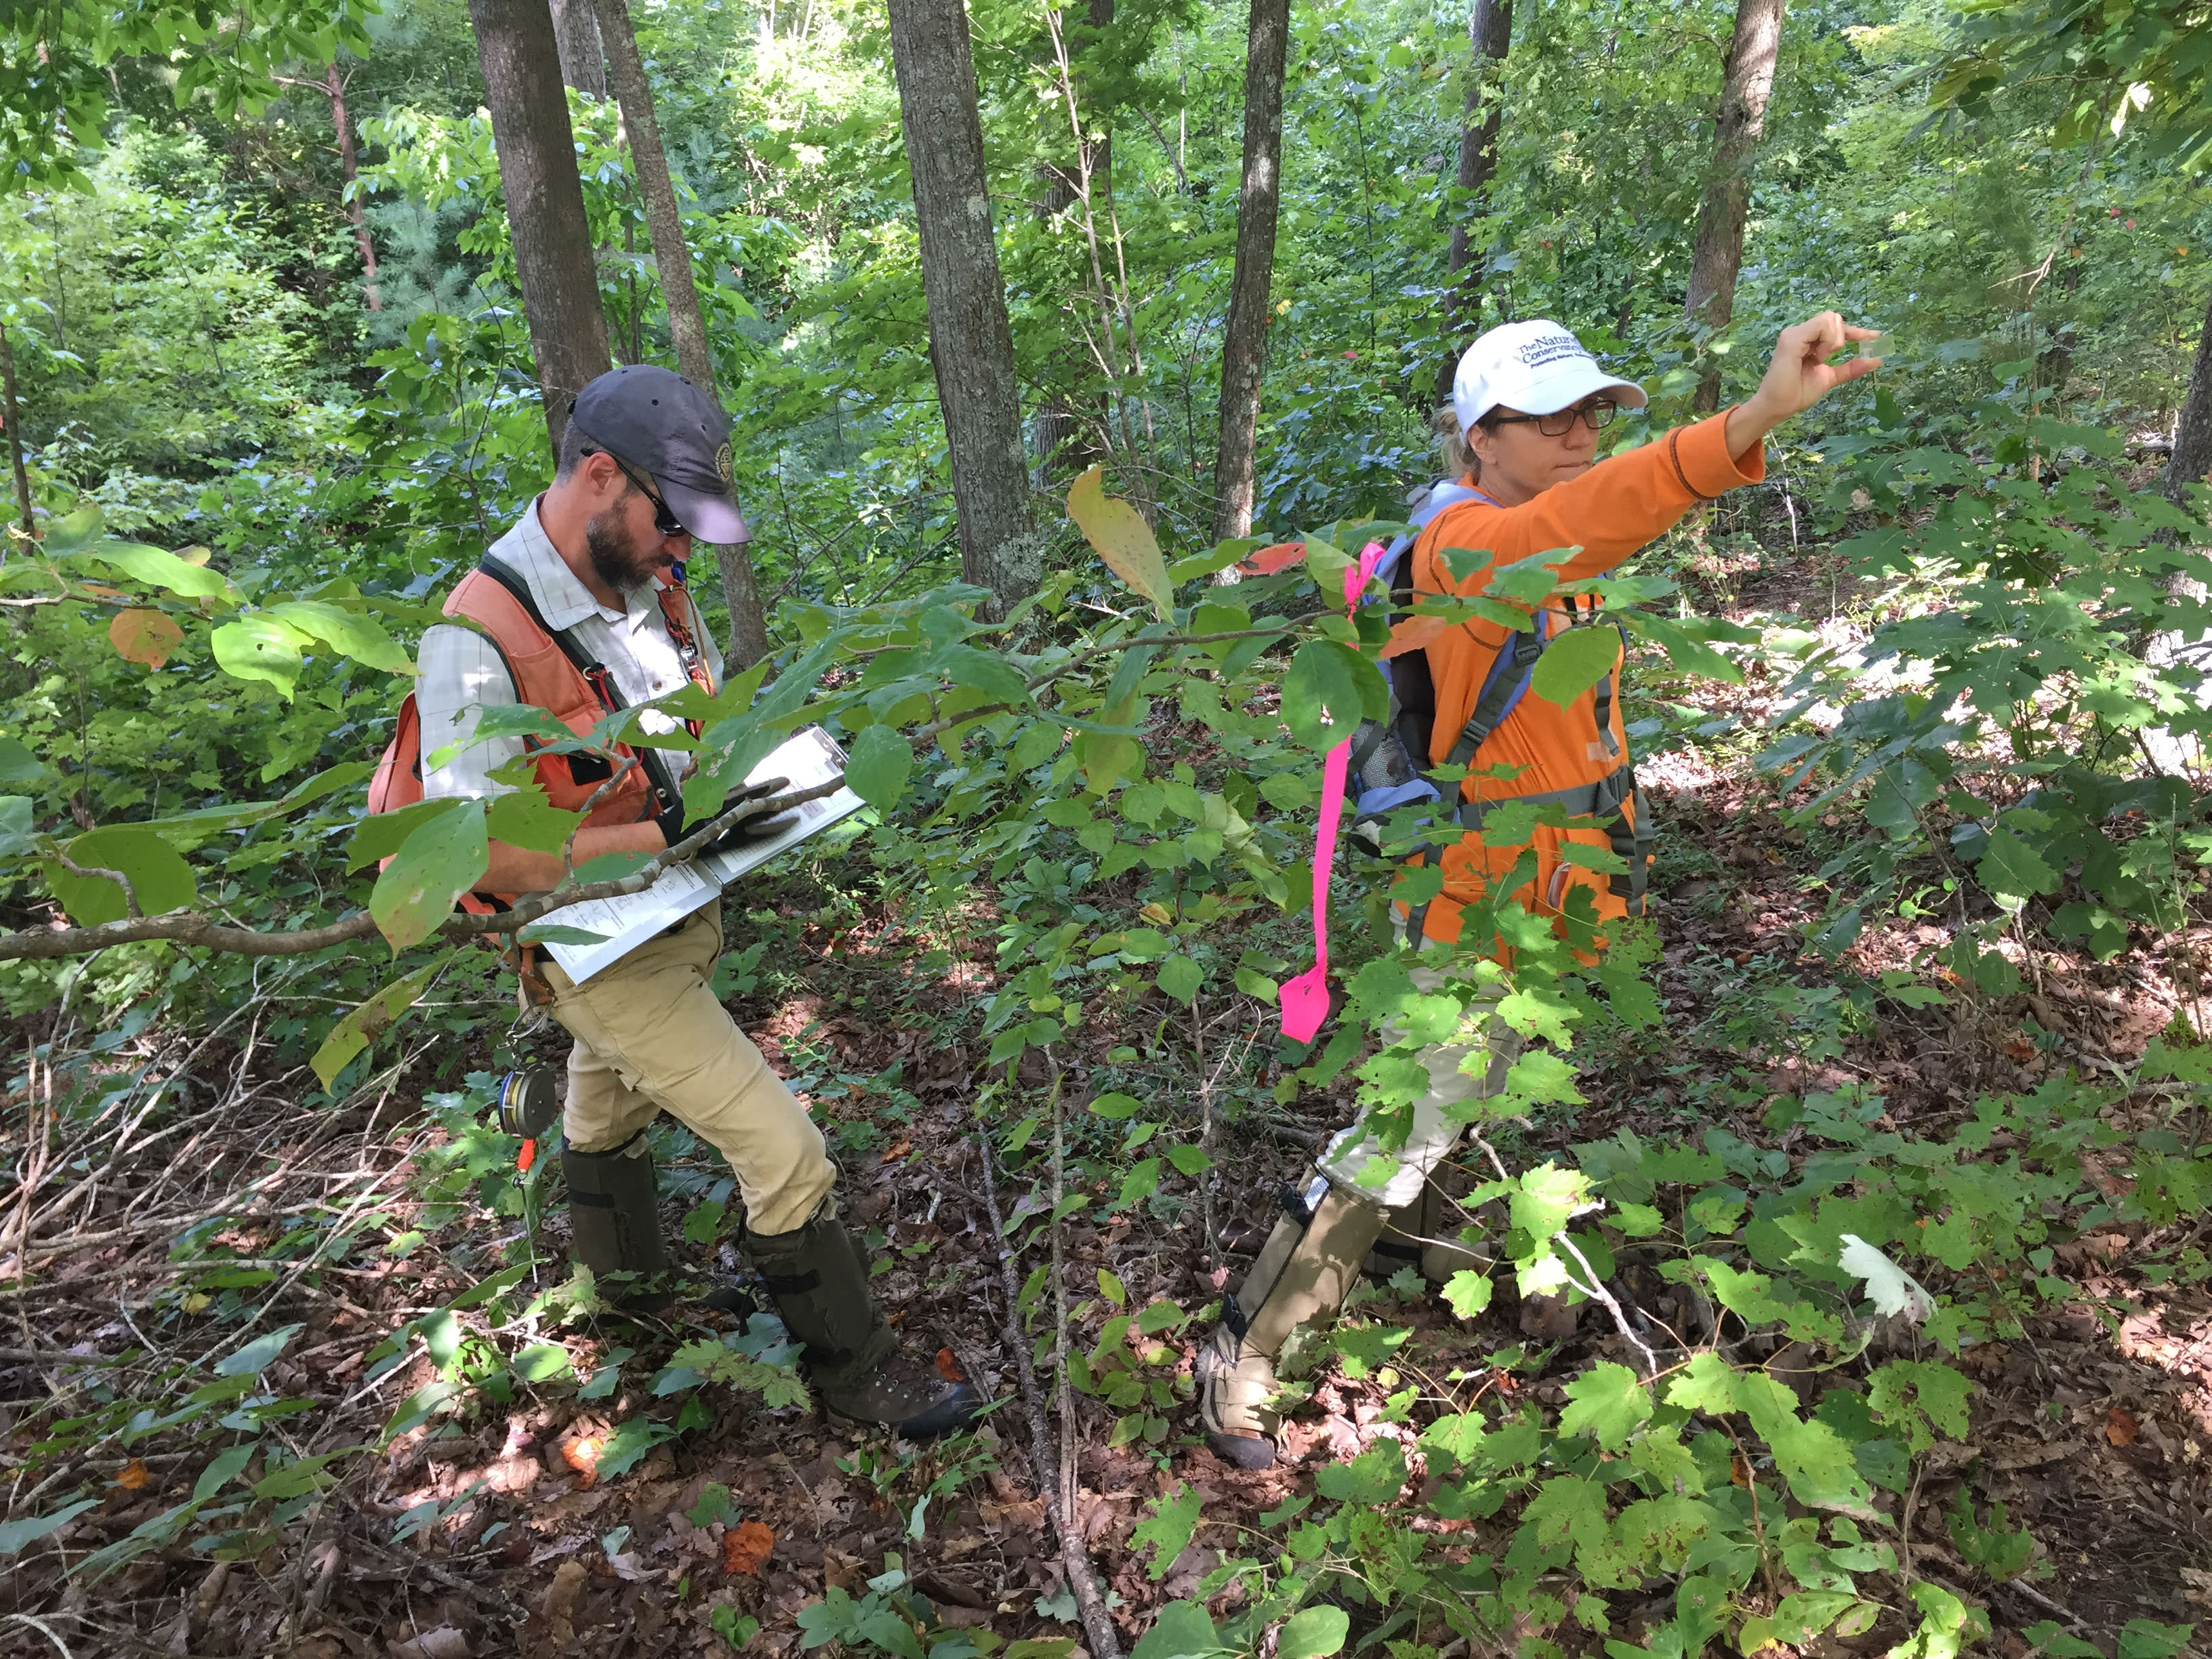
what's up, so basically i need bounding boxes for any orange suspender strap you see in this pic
[656,584,716,738]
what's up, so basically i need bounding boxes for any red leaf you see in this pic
[2106,1406,2140,1447]
[722,1519,773,1576]
[936,1347,964,1383]
[110,609,183,670]
[560,1435,603,1486]
[1237,542,1308,577]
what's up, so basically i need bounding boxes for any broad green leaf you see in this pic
[844,724,914,811]
[1130,1600,1223,1659]
[594,1416,675,1480]
[1868,1359,1973,1454]
[371,800,489,954]
[1558,1361,1652,1451]
[1974,829,2060,905]
[1155,953,1203,1003]
[349,796,471,872]
[485,782,583,855]
[1441,1268,1494,1319]
[1511,1162,1591,1242]
[86,540,239,600]
[269,600,416,675]
[192,1442,255,1501]
[213,1323,304,1378]
[1282,640,1385,750]
[211,613,308,698]
[0,737,40,785]
[44,827,197,924]
[1528,624,1622,709]
[1069,464,1172,620]
[1314,1437,1406,1503]
[310,954,453,1089]
[1276,1606,1351,1659]
[0,797,34,859]
[0,1499,100,1555]
[514,1344,575,1382]
[1131,1482,1202,1581]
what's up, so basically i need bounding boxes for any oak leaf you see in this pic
[113,1458,150,1490]
[2106,1406,2139,1447]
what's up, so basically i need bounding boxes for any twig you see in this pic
[973,1134,1124,1659]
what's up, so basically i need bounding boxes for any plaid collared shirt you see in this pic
[416,499,724,802]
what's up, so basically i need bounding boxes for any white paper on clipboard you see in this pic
[538,726,864,984]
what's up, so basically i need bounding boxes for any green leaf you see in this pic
[1558,1361,1652,1452]
[1528,624,1622,708]
[1155,953,1203,1003]
[192,1442,256,1501]
[0,737,43,785]
[1282,640,1387,750]
[844,724,914,811]
[268,600,415,674]
[1132,1482,1202,1581]
[86,540,238,600]
[213,1323,304,1377]
[1276,1606,1351,1659]
[310,954,452,1090]
[1511,1162,1591,1242]
[1974,829,2060,905]
[43,827,197,924]
[210,613,309,698]
[514,1344,575,1383]
[1164,1143,1212,1177]
[1441,1268,1494,1319]
[1314,1437,1406,1503]
[371,800,488,954]
[1130,1600,1223,1659]
[596,1416,676,1480]
[1069,465,1173,621]
[485,783,583,855]
[0,1499,99,1555]
[0,797,33,859]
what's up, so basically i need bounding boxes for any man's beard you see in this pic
[584,503,659,594]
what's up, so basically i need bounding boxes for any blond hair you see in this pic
[1434,406,1479,479]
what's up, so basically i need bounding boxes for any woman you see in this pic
[1197,311,1881,1470]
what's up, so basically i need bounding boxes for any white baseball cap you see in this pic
[1452,319,1647,432]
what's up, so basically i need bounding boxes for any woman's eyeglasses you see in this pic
[1490,398,1619,437]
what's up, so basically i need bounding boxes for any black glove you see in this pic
[656,775,797,857]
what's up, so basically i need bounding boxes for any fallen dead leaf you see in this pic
[2004,1038,2037,1063]
[390,1628,471,1659]
[113,1458,150,1490]
[1729,1451,1754,1488]
[2107,1406,2140,1447]
[561,1435,605,1486]
[937,1347,965,1383]
[880,1139,913,1163]
[722,1519,774,1576]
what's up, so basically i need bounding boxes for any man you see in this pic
[1196,313,1881,1469]
[415,364,977,1438]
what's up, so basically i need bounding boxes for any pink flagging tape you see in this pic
[1278,541,1389,1043]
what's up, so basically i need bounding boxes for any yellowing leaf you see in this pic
[211,614,309,699]
[109,609,183,669]
[1067,465,1172,620]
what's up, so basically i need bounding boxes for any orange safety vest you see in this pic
[369,553,716,912]
[1399,410,1765,953]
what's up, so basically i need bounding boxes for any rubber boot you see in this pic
[1364,1176,1483,1286]
[747,1206,979,1439]
[1195,1182,1386,1470]
[564,1130,672,1310]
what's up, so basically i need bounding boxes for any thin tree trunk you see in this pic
[1209,0,1290,544]
[593,0,771,668]
[468,0,615,453]
[2165,288,2212,510]
[0,325,30,546]
[1683,0,1786,413]
[886,0,1036,615]
[549,0,607,96]
[1433,0,1510,405]
[325,64,383,312]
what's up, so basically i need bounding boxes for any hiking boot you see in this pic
[1197,1182,1385,1470]
[747,1206,980,1439]
[1364,1176,1485,1287]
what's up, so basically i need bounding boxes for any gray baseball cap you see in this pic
[569,365,750,544]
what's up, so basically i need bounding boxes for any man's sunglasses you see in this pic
[576,432,688,538]
[1490,398,1620,437]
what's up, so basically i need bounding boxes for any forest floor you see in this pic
[5,539,2212,1658]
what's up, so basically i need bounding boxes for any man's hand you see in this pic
[656,775,798,859]
[1725,312,1883,455]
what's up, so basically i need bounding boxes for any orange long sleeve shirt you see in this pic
[1404,410,1766,946]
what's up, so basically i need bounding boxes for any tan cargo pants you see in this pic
[540,905,836,1237]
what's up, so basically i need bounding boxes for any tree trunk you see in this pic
[885,0,1035,615]
[2165,287,2212,510]
[1433,0,1510,405]
[1210,0,1290,544]
[325,65,383,312]
[549,0,607,96]
[0,325,31,546]
[592,0,770,667]
[468,0,615,453]
[1683,0,1785,413]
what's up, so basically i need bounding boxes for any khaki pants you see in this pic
[541,906,836,1237]
[1314,973,1521,1211]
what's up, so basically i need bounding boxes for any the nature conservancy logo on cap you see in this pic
[716,441,735,489]
[1515,329,1592,370]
